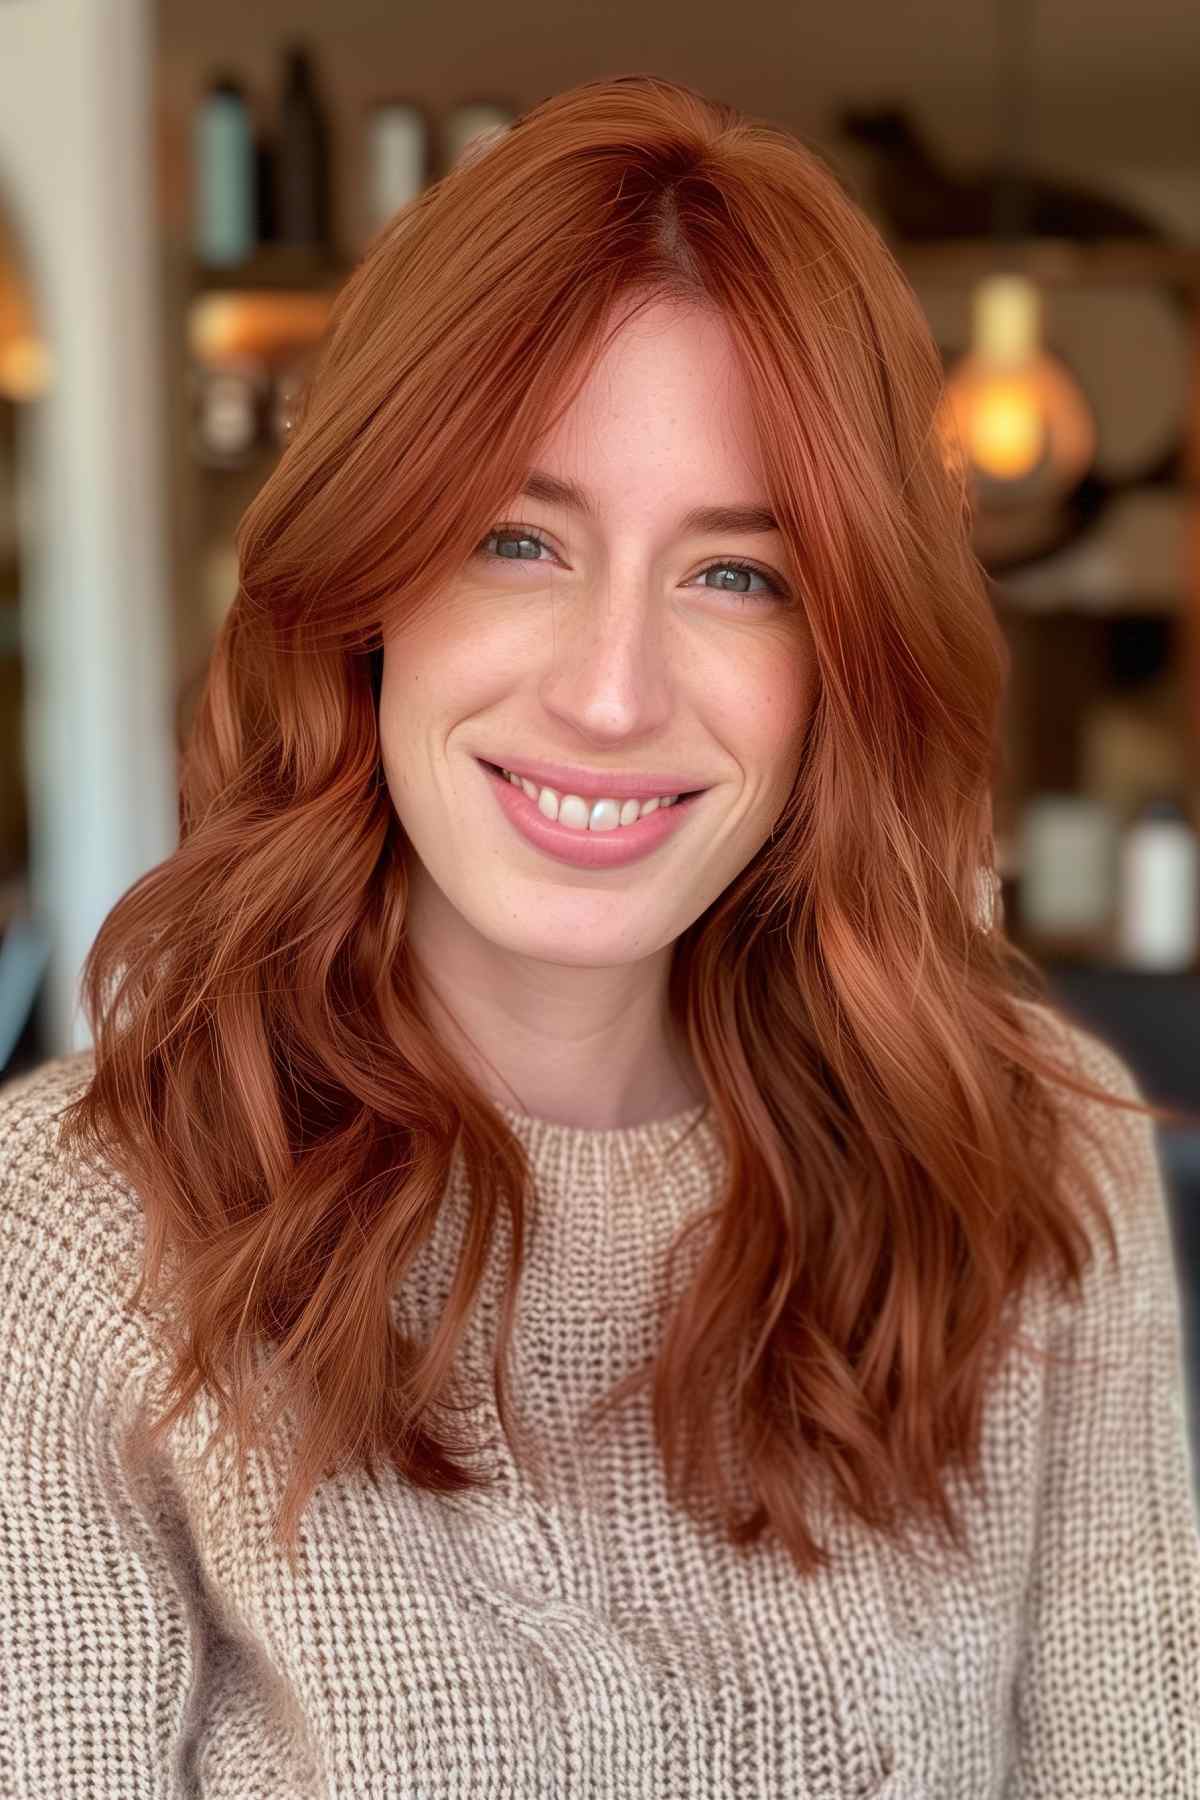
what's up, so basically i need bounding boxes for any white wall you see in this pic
[0,0,178,1055]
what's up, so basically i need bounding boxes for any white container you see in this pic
[443,102,514,173]
[1117,797,1199,971]
[365,102,428,238]
[1019,794,1118,941]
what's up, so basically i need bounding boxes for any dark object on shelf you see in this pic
[837,106,1172,246]
[1106,614,1173,690]
[275,43,334,256]
[255,130,277,246]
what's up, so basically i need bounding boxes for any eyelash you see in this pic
[476,521,791,604]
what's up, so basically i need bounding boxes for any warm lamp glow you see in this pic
[0,334,53,402]
[963,372,1046,479]
[940,273,1096,492]
[189,292,333,367]
[0,251,50,401]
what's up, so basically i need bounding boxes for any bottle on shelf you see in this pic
[1116,793,1199,972]
[364,101,429,242]
[254,127,278,249]
[192,73,257,269]
[274,43,334,257]
[1079,615,1186,828]
[190,357,270,468]
[1016,791,1119,962]
[442,101,515,175]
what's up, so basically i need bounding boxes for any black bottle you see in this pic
[273,43,333,253]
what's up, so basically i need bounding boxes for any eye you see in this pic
[475,523,792,606]
[476,522,556,564]
[690,558,789,604]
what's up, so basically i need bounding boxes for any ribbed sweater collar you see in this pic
[490,1095,713,1169]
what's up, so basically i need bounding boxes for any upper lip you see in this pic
[479,755,709,801]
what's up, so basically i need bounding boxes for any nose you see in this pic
[536,565,675,750]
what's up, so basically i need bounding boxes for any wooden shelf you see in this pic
[188,242,355,295]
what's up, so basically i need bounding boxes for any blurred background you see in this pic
[1,0,1198,1483]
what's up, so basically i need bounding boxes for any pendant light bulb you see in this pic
[962,275,1043,480]
[939,272,1096,493]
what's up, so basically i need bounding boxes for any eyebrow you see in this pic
[519,469,781,538]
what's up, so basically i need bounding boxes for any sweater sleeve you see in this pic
[0,1067,202,1799]
[1004,1026,1200,1798]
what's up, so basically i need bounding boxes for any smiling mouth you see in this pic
[480,761,706,802]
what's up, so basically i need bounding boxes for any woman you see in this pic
[2,73,1197,1797]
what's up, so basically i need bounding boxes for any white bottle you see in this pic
[1116,796,1199,971]
[365,102,429,240]
[443,102,514,173]
[1019,793,1118,950]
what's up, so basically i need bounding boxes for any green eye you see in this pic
[476,523,792,606]
[696,559,785,599]
[481,527,549,561]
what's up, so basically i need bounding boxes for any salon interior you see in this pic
[1,0,1198,1484]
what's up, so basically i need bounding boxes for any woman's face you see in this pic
[380,296,817,971]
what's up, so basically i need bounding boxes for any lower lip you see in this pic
[478,759,705,869]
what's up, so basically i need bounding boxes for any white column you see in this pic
[0,0,177,1055]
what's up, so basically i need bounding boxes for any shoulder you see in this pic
[0,1061,179,1559]
[1012,995,1142,1097]
[0,1049,150,1313]
[1011,999,1176,1333]
[1,1047,98,1159]
[1012,996,1153,1183]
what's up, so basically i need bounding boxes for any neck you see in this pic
[401,872,704,1131]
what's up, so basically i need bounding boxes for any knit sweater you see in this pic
[1,1013,1198,1799]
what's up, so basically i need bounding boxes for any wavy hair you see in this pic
[58,72,1189,1577]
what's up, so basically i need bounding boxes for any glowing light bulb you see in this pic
[939,273,1095,495]
[964,372,1045,479]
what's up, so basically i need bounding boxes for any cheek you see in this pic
[378,640,444,811]
[380,616,506,753]
[717,632,815,800]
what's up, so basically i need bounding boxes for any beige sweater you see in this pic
[1,1017,1198,1797]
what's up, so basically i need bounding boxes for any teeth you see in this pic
[500,769,681,832]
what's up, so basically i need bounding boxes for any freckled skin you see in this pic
[378,297,817,1124]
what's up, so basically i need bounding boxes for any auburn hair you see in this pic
[58,72,1190,1578]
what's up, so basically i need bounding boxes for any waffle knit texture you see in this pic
[2,1008,1199,1798]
